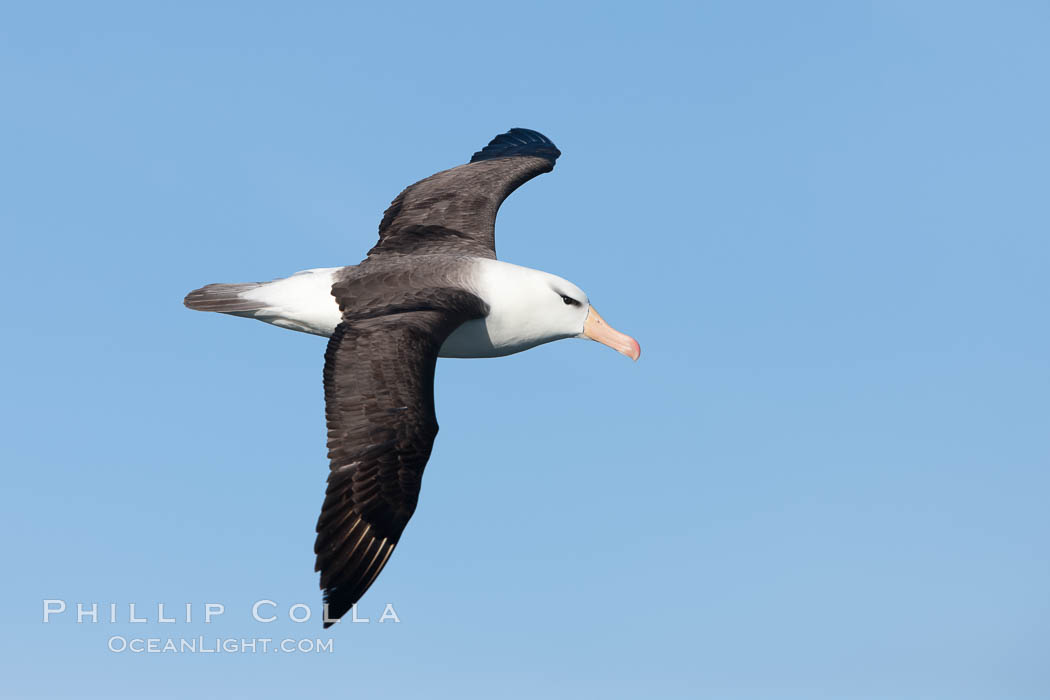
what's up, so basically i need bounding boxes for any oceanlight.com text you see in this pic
[107,636,334,654]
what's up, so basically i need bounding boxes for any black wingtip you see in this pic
[469,127,561,166]
[321,589,354,628]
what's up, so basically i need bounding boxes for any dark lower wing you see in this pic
[316,309,473,625]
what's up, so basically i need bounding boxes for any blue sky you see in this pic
[2,2,1048,698]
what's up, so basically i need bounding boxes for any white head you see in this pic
[469,260,641,360]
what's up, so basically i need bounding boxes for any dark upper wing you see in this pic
[315,300,483,626]
[366,128,561,260]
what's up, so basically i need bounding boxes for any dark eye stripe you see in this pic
[553,288,583,306]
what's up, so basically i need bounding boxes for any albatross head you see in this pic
[465,260,640,360]
[544,276,641,361]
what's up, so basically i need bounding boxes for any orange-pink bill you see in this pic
[582,307,641,361]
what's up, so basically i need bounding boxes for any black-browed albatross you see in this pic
[184,128,640,626]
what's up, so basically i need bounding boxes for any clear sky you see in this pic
[2,2,1048,698]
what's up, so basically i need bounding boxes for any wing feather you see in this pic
[315,300,483,626]
[367,128,560,259]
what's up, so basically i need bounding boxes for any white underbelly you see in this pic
[242,268,523,358]
[440,319,518,358]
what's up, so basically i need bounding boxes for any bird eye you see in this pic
[561,295,579,306]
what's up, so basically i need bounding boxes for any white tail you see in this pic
[183,268,343,337]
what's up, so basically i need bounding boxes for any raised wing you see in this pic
[366,128,561,260]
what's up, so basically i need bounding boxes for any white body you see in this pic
[235,259,589,358]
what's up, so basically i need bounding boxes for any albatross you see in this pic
[184,128,640,626]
